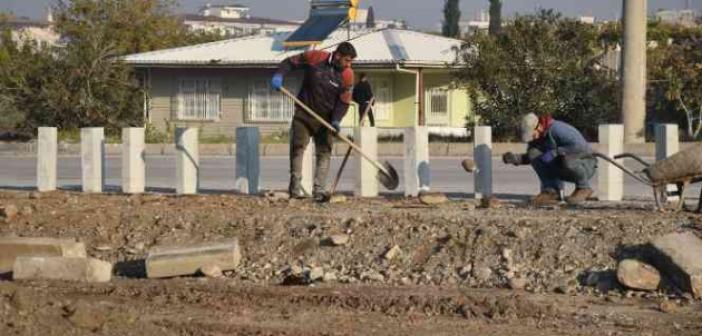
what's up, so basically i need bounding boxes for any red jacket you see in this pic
[276,50,354,123]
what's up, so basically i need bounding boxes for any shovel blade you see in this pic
[377,161,399,191]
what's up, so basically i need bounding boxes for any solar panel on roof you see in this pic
[284,0,357,48]
[382,30,409,60]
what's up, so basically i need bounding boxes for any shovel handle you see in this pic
[280,87,391,177]
[330,99,376,194]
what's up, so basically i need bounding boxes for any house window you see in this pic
[371,79,392,121]
[176,78,221,120]
[426,87,449,125]
[247,79,299,122]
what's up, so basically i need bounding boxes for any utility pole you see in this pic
[621,0,647,144]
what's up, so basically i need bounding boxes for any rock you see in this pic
[418,192,448,205]
[508,277,527,290]
[199,265,223,278]
[473,266,493,283]
[146,239,241,279]
[658,300,677,313]
[133,242,145,251]
[479,197,502,209]
[326,234,350,246]
[461,159,477,173]
[383,245,402,261]
[361,271,385,282]
[458,265,473,279]
[13,257,112,283]
[322,272,337,282]
[64,301,108,331]
[308,267,324,282]
[650,232,702,298]
[0,237,87,273]
[328,195,347,204]
[0,204,19,220]
[617,259,661,291]
[261,190,289,201]
[93,245,112,252]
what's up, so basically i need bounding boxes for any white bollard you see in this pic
[37,127,57,192]
[80,127,104,193]
[597,124,624,201]
[301,139,315,194]
[235,127,260,195]
[122,127,145,194]
[473,126,493,199]
[354,126,378,197]
[175,127,199,195]
[404,126,430,197]
[655,124,679,201]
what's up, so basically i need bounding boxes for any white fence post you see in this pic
[404,126,430,197]
[354,126,378,197]
[122,127,145,194]
[81,127,104,193]
[235,127,260,195]
[473,126,493,199]
[597,124,624,201]
[37,127,57,192]
[175,127,199,195]
[655,124,679,201]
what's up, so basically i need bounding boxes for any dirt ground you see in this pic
[1,190,701,335]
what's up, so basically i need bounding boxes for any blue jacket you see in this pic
[529,120,591,162]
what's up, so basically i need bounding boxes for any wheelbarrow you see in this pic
[593,142,702,212]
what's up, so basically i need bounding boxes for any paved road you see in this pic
[2,155,698,201]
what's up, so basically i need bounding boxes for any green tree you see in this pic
[457,10,620,140]
[488,0,502,35]
[442,0,461,38]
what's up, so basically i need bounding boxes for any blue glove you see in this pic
[331,120,341,133]
[540,150,557,163]
[271,73,283,91]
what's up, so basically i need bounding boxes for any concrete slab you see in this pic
[145,239,241,278]
[13,256,112,283]
[0,237,86,273]
[650,232,702,298]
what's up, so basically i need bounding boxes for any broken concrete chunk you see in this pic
[616,259,661,291]
[418,192,448,205]
[650,232,702,298]
[146,239,241,278]
[383,245,402,260]
[0,237,87,273]
[13,257,112,283]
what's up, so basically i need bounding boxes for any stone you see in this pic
[308,267,324,282]
[404,126,430,197]
[199,265,223,278]
[650,232,702,298]
[597,125,624,201]
[458,265,473,279]
[473,266,493,283]
[13,257,112,283]
[354,126,379,197]
[616,259,661,291]
[37,127,57,192]
[261,190,289,201]
[1,204,19,220]
[461,159,477,173]
[508,277,527,290]
[64,301,108,331]
[418,192,448,205]
[81,127,105,193]
[326,234,350,246]
[146,239,241,278]
[322,272,337,282]
[383,245,402,260]
[658,300,677,313]
[0,237,86,273]
[480,196,502,209]
[328,194,347,204]
[473,126,493,199]
[175,127,199,195]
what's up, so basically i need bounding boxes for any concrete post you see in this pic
[301,139,315,194]
[36,127,57,192]
[655,124,679,201]
[122,127,145,194]
[404,126,430,197]
[80,127,105,193]
[175,127,199,195]
[473,126,493,199]
[354,126,378,197]
[235,127,260,195]
[598,125,624,201]
[621,0,647,144]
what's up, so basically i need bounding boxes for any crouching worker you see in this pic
[502,113,597,206]
[270,42,356,201]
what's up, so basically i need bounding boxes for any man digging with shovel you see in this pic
[271,42,357,201]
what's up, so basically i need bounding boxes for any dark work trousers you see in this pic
[289,117,333,193]
[359,102,375,127]
[531,154,597,191]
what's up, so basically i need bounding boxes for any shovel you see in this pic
[280,87,399,191]
[328,97,376,201]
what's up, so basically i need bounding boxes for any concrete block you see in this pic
[301,139,314,194]
[122,128,145,194]
[0,237,86,273]
[404,126,430,197]
[146,239,241,278]
[655,124,679,201]
[650,232,702,298]
[597,125,624,201]
[354,127,378,197]
[175,127,199,195]
[37,127,57,192]
[235,127,260,194]
[13,257,112,283]
[80,127,105,193]
[473,126,493,199]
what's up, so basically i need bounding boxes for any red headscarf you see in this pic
[537,115,554,137]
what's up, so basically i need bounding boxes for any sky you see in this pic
[1,0,701,29]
